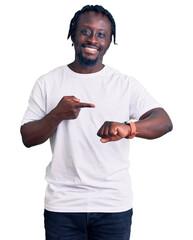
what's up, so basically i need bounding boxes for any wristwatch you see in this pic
[124,121,139,139]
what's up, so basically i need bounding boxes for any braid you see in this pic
[67,5,117,44]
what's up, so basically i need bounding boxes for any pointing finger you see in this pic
[74,102,95,108]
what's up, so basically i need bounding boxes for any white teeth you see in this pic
[85,47,97,52]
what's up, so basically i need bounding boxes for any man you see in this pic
[21,5,173,240]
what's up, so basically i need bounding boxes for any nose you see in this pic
[87,33,98,45]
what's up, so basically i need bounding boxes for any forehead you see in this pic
[77,11,111,31]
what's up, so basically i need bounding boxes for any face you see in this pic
[72,11,112,66]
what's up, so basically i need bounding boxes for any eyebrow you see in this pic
[81,25,106,31]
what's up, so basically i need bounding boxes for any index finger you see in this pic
[74,102,95,108]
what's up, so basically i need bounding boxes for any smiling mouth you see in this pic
[84,47,98,53]
[82,44,100,55]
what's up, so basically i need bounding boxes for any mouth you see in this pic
[84,47,98,53]
[82,44,100,55]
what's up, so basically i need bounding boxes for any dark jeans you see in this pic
[44,208,133,240]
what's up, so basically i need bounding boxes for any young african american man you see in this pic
[21,5,173,240]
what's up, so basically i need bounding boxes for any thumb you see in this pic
[100,138,110,143]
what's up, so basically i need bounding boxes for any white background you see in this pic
[0,0,192,239]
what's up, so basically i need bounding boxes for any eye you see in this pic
[81,29,91,36]
[97,32,105,38]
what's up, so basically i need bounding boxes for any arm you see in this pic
[97,108,173,143]
[21,96,95,148]
[135,107,173,139]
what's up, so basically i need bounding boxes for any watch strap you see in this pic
[124,121,139,139]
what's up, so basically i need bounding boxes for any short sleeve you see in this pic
[21,77,47,126]
[129,77,162,120]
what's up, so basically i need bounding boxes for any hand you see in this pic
[97,121,131,143]
[54,96,95,121]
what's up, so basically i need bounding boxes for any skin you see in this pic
[97,108,173,143]
[21,96,95,147]
[68,11,112,73]
[21,11,173,147]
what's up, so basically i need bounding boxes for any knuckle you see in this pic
[72,110,77,115]
[109,129,115,136]
[61,97,68,104]
[63,96,74,102]
[104,121,109,126]
[71,113,77,119]
[72,109,80,118]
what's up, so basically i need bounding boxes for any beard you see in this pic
[76,51,100,66]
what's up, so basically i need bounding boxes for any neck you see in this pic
[68,59,104,74]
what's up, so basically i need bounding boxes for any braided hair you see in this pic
[67,5,117,44]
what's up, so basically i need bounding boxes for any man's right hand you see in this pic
[21,96,95,148]
[54,96,95,121]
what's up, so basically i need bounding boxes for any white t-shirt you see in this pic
[22,65,161,212]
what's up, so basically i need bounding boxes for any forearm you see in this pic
[135,108,173,139]
[21,96,95,147]
[20,109,62,148]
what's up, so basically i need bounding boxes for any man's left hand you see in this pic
[97,121,131,143]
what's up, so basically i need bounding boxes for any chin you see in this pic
[77,52,99,66]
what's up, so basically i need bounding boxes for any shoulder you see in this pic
[37,66,66,82]
[105,65,137,86]
[33,65,68,90]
